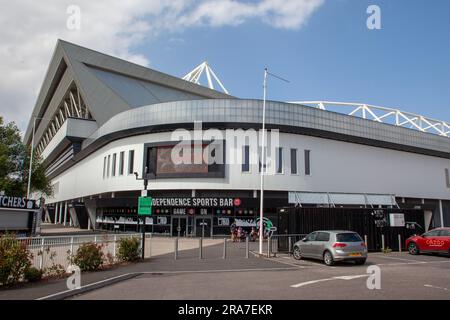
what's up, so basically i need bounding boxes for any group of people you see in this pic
[230,225,259,242]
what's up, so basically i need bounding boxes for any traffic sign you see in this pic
[138,196,153,215]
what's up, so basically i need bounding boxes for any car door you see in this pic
[440,229,450,252]
[312,232,329,259]
[418,229,441,251]
[299,232,317,258]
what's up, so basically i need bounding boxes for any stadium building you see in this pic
[24,40,450,248]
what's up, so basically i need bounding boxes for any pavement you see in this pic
[1,241,449,300]
[39,223,106,236]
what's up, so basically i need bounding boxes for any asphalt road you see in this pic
[70,252,450,300]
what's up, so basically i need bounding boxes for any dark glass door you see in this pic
[195,217,212,237]
[172,217,188,236]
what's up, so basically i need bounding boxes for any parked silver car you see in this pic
[292,230,368,266]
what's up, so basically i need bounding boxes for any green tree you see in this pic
[0,116,53,197]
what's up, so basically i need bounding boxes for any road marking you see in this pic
[291,274,368,288]
[372,255,419,262]
[376,260,450,266]
[36,272,136,300]
[36,267,301,300]
[424,284,450,292]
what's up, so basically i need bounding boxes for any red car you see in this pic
[406,227,450,255]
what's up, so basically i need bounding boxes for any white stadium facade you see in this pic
[25,40,450,250]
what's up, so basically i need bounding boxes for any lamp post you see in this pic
[258,68,289,255]
[134,169,149,259]
[259,68,268,254]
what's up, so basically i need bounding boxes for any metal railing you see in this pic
[17,233,141,270]
[267,234,308,257]
[15,233,257,271]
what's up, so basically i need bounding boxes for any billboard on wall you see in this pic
[156,146,208,174]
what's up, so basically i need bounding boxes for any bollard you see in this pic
[199,238,203,260]
[245,236,249,259]
[70,236,74,255]
[174,237,178,260]
[94,235,97,244]
[113,235,117,259]
[267,237,271,258]
[149,233,152,258]
[381,234,385,251]
[288,237,292,254]
[398,234,402,252]
[222,238,227,259]
[39,238,45,270]
[364,235,368,248]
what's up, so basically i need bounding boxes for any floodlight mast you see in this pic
[183,61,229,94]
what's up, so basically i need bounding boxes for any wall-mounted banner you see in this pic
[151,197,239,207]
[0,195,36,210]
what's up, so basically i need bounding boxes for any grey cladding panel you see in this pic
[88,66,204,107]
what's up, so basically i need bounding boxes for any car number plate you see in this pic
[349,253,362,257]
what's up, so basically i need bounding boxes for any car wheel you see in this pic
[323,251,335,266]
[408,242,420,255]
[292,246,302,260]
[355,259,366,265]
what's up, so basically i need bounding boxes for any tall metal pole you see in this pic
[259,68,268,254]
[27,118,36,199]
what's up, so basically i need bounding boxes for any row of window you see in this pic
[242,147,311,175]
[103,150,135,178]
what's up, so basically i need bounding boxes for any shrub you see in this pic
[0,233,32,286]
[71,242,104,271]
[117,237,141,262]
[24,267,43,282]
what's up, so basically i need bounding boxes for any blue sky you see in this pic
[141,0,450,121]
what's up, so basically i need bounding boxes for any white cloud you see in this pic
[0,0,324,132]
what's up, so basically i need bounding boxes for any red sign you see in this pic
[233,198,241,206]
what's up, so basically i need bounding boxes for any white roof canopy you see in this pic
[288,192,398,207]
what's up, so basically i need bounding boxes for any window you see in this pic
[439,229,450,236]
[305,232,317,241]
[316,232,330,242]
[336,233,362,242]
[119,151,124,175]
[111,153,117,176]
[242,145,250,172]
[423,229,441,237]
[103,156,107,178]
[107,155,111,177]
[276,147,283,174]
[258,147,267,173]
[128,150,135,174]
[304,149,311,175]
[290,148,297,174]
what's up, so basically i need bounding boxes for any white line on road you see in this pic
[291,274,369,288]
[371,255,420,262]
[36,267,301,300]
[424,284,450,292]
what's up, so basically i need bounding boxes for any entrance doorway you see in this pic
[195,216,212,237]
[171,216,188,236]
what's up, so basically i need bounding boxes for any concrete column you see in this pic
[59,203,63,224]
[54,203,59,224]
[63,202,68,226]
[439,200,445,227]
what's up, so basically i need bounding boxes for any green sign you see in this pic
[138,196,153,215]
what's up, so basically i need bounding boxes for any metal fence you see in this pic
[268,234,308,257]
[17,233,142,270]
[16,233,261,271]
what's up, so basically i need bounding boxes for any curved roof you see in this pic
[84,98,450,157]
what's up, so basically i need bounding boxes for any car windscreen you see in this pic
[336,233,362,242]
